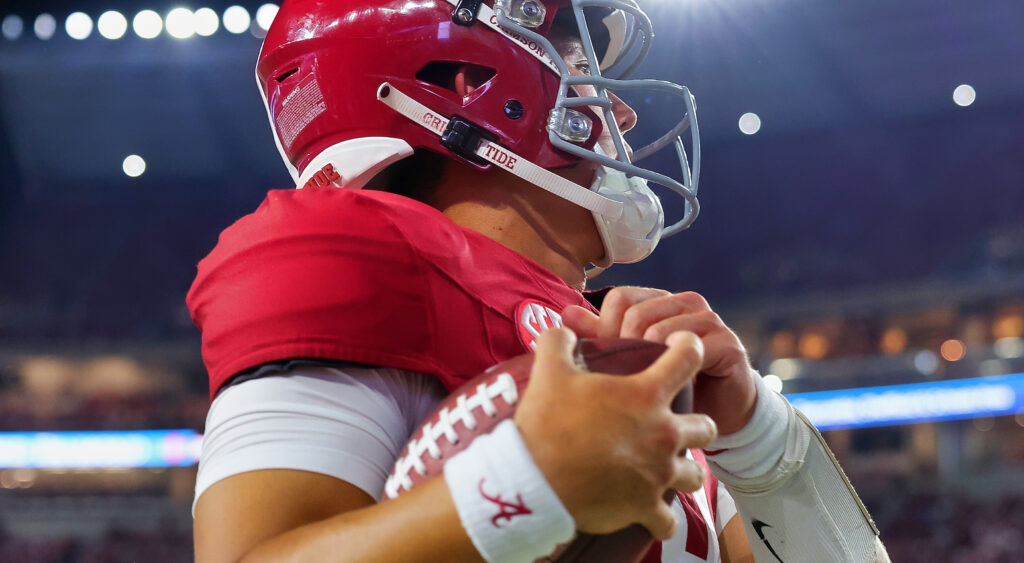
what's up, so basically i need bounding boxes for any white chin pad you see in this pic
[591,166,665,266]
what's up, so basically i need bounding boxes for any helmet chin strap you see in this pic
[376,82,624,221]
[377,82,666,270]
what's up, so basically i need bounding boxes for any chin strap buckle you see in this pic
[441,116,491,164]
[452,0,484,25]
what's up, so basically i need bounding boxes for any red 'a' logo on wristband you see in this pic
[478,478,533,527]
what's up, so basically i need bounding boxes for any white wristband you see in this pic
[705,371,791,479]
[444,419,575,563]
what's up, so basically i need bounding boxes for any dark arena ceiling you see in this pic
[0,0,1022,343]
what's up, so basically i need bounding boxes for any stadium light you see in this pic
[953,84,976,107]
[222,5,250,34]
[1,14,24,40]
[789,372,1024,431]
[166,7,196,39]
[194,7,219,36]
[123,155,146,178]
[133,10,162,39]
[97,11,128,40]
[34,13,56,40]
[0,430,202,469]
[738,112,761,135]
[65,11,92,40]
[255,3,279,31]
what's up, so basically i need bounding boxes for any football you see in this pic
[385,337,694,563]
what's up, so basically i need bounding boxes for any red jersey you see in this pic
[187,187,595,399]
[186,187,733,561]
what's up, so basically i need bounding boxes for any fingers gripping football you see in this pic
[597,287,672,339]
[565,289,751,379]
[564,288,759,434]
[560,287,670,340]
[515,328,717,540]
[620,289,706,340]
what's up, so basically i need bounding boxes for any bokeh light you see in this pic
[194,8,219,36]
[768,358,802,380]
[914,350,939,375]
[880,327,908,355]
[165,8,195,39]
[953,84,976,107]
[940,339,966,362]
[97,11,128,40]
[255,4,279,31]
[222,6,250,34]
[65,12,93,40]
[133,10,163,39]
[799,332,829,360]
[994,337,1024,359]
[2,14,24,40]
[34,13,56,40]
[122,155,147,178]
[739,112,761,135]
[993,314,1023,339]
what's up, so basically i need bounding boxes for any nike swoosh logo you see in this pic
[752,519,784,562]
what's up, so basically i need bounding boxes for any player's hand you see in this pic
[514,327,718,540]
[562,287,757,434]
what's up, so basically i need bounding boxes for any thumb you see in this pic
[532,327,580,380]
[561,305,600,338]
[641,500,678,541]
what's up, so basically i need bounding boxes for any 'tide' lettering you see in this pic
[303,163,342,189]
[484,145,518,171]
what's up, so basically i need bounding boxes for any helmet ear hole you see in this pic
[416,61,496,97]
[275,67,300,82]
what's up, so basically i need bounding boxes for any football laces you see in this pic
[385,372,520,498]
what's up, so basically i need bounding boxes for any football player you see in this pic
[188,1,888,562]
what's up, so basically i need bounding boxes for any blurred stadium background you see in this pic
[0,0,1022,561]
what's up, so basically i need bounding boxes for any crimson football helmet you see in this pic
[257,0,700,265]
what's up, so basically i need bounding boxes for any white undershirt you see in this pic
[193,366,739,562]
[193,365,448,514]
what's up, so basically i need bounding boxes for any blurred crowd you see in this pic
[880,490,1024,563]
[0,389,207,432]
[0,528,192,563]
